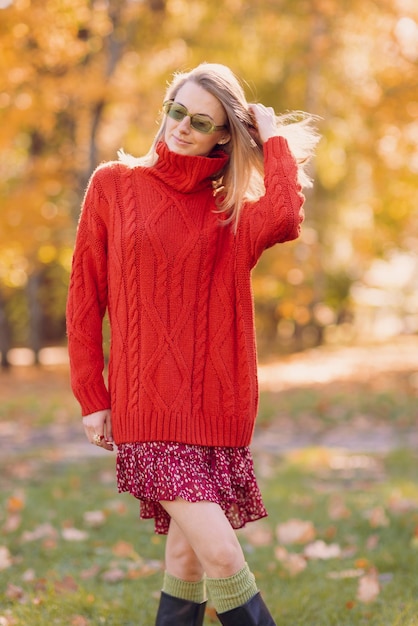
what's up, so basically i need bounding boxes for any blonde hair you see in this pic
[119,63,319,230]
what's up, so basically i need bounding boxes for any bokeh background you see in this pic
[0,0,417,366]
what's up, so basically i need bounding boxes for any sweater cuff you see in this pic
[72,379,111,417]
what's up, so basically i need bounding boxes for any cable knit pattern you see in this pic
[66,136,304,446]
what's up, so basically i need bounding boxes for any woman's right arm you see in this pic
[66,171,111,418]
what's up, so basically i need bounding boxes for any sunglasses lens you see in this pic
[190,115,213,133]
[168,102,187,121]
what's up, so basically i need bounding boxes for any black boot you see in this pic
[216,592,276,625]
[155,591,207,625]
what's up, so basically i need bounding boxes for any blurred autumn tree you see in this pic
[0,0,417,365]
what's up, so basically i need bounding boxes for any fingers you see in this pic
[82,409,114,452]
[248,103,277,144]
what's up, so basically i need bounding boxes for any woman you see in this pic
[66,62,318,625]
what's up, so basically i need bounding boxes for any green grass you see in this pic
[257,376,418,429]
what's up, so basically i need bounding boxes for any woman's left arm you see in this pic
[238,104,305,266]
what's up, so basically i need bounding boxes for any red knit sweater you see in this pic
[66,136,304,446]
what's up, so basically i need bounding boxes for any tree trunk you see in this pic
[27,271,43,366]
[0,290,11,369]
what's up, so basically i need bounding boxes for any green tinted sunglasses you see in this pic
[162,100,227,134]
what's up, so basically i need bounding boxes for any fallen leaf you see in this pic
[0,547,13,570]
[5,584,25,602]
[366,534,380,550]
[0,615,18,626]
[239,522,273,546]
[101,567,125,583]
[2,513,22,534]
[80,564,100,580]
[83,510,106,527]
[364,506,389,528]
[61,527,89,542]
[126,563,158,579]
[388,494,418,514]
[276,519,316,545]
[304,540,341,560]
[22,569,36,582]
[111,540,140,560]
[327,569,364,579]
[328,495,351,520]
[274,546,307,576]
[7,492,25,513]
[357,568,380,603]
[70,616,90,626]
[54,576,78,594]
[21,523,57,543]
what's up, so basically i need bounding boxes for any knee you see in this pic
[166,538,203,580]
[203,537,244,578]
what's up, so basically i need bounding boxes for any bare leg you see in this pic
[161,499,245,578]
[165,518,205,581]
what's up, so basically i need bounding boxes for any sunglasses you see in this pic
[162,100,227,135]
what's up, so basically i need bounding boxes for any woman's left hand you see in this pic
[248,103,278,145]
[82,409,114,452]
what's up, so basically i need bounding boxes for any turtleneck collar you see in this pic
[150,141,229,194]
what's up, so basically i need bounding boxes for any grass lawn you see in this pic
[1,349,418,625]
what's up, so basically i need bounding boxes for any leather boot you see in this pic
[216,592,276,625]
[155,591,207,625]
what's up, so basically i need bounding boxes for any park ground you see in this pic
[1,337,418,625]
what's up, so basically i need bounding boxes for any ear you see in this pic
[218,134,231,145]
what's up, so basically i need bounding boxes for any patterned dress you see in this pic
[116,441,267,534]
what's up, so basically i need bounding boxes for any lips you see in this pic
[173,134,191,146]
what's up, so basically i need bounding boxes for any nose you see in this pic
[177,115,191,133]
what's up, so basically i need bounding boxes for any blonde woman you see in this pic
[66,62,318,625]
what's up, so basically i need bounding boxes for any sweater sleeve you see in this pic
[66,170,111,416]
[237,135,305,268]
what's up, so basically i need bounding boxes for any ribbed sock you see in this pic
[162,570,206,603]
[206,562,258,613]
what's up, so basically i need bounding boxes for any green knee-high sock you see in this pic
[162,571,206,603]
[206,562,258,613]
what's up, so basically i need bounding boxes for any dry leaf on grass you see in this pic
[101,567,125,583]
[327,569,364,579]
[388,494,418,514]
[366,534,380,550]
[5,584,25,602]
[0,547,13,571]
[83,510,106,527]
[328,495,351,520]
[2,513,22,534]
[364,506,389,528]
[21,522,58,543]
[70,616,90,626]
[0,615,18,626]
[276,519,316,545]
[239,522,273,546]
[304,540,342,560]
[54,575,78,594]
[356,568,380,603]
[274,546,307,576]
[111,540,141,560]
[80,564,101,580]
[61,527,89,542]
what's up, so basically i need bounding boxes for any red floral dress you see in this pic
[116,441,267,535]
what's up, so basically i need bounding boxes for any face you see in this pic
[164,81,230,157]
